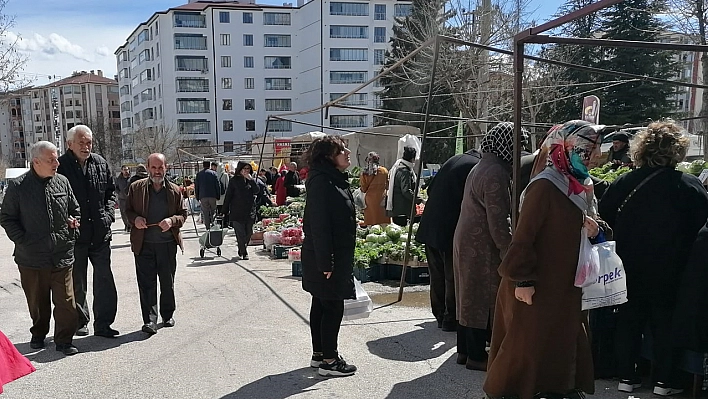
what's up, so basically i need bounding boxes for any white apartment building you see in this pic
[115,0,412,160]
[0,71,120,167]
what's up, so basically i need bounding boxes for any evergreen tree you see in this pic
[377,0,459,164]
[598,0,677,124]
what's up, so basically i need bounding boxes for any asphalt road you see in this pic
[0,213,632,398]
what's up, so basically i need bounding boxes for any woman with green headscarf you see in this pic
[484,120,604,399]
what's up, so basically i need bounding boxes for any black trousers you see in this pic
[426,245,456,324]
[458,325,490,362]
[310,296,345,359]
[135,241,178,324]
[73,241,118,330]
[18,265,77,344]
[392,216,408,227]
[232,221,253,257]
[615,300,680,385]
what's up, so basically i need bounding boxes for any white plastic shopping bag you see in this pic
[353,188,367,210]
[575,228,600,288]
[581,241,628,311]
[343,278,373,321]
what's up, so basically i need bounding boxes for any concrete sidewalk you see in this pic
[0,214,628,398]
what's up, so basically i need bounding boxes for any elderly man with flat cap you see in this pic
[608,132,632,168]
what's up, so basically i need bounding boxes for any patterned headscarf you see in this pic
[363,152,380,175]
[480,122,528,164]
[543,120,603,195]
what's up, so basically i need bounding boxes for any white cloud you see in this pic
[95,46,112,57]
[5,31,92,62]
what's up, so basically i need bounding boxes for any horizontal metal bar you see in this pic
[528,35,708,52]
[515,0,623,42]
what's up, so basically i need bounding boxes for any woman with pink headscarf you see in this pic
[484,120,604,399]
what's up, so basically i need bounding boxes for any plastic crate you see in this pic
[386,264,430,284]
[353,264,385,283]
[272,245,295,259]
[292,261,302,277]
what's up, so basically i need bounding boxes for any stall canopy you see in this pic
[343,125,421,169]
[5,168,29,180]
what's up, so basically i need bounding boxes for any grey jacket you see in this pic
[115,173,131,201]
[389,164,415,217]
[0,169,81,269]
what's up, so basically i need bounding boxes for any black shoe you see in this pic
[94,327,119,338]
[456,353,468,365]
[442,320,458,332]
[437,319,443,328]
[318,355,357,377]
[242,255,249,260]
[311,352,324,368]
[75,325,89,336]
[163,318,175,328]
[141,322,158,335]
[56,343,79,356]
[30,336,45,349]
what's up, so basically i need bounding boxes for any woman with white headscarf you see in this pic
[452,122,516,371]
[360,152,390,226]
[484,120,604,399]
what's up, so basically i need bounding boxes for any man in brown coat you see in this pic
[125,153,186,335]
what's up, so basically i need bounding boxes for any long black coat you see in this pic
[598,166,708,305]
[301,163,356,301]
[672,222,708,352]
[416,150,481,250]
[57,151,116,246]
[223,162,259,223]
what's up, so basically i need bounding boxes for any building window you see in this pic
[121,101,131,112]
[246,120,256,131]
[330,48,368,61]
[120,85,131,95]
[264,78,292,90]
[120,68,130,79]
[330,93,367,106]
[141,108,154,120]
[330,26,368,39]
[374,49,385,65]
[223,120,234,131]
[330,71,368,84]
[330,2,369,16]
[243,34,254,46]
[374,4,387,20]
[245,99,255,110]
[139,49,151,63]
[224,141,234,152]
[264,34,291,47]
[139,69,152,83]
[265,99,292,111]
[65,111,74,119]
[220,34,231,46]
[175,56,208,71]
[243,12,253,23]
[331,115,367,128]
[111,111,121,118]
[137,29,149,45]
[177,98,209,113]
[174,34,207,50]
[122,118,132,128]
[219,11,230,23]
[244,78,255,89]
[177,77,209,92]
[267,120,292,132]
[223,99,232,110]
[263,12,291,25]
[178,119,210,134]
[244,56,254,68]
[140,88,153,102]
[222,78,232,89]
[174,12,206,28]
[264,56,291,69]
[395,4,413,17]
[374,27,386,43]
[221,56,232,67]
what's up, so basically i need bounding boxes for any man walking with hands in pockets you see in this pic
[126,153,187,335]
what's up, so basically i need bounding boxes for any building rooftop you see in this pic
[40,71,117,89]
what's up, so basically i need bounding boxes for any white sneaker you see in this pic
[653,383,684,396]
[618,380,642,392]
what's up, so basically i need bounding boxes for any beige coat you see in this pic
[484,178,594,399]
[453,153,512,329]
[360,167,390,226]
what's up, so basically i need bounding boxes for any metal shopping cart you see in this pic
[198,214,227,258]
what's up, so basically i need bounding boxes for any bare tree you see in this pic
[0,0,30,91]
[83,117,122,174]
[130,122,181,163]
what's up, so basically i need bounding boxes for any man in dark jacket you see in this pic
[129,164,148,185]
[194,160,221,229]
[0,141,81,355]
[125,153,187,335]
[115,165,132,232]
[284,162,301,198]
[223,161,259,260]
[607,132,632,168]
[387,146,417,226]
[58,125,119,338]
[416,149,482,331]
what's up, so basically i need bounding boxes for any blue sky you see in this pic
[3,0,564,85]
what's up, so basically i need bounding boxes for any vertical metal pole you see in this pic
[512,39,525,229]
[398,37,441,302]
[258,118,271,172]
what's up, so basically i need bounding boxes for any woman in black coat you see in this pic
[301,136,357,377]
[223,161,259,260]
[598,121,708,395]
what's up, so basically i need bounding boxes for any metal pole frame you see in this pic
[397,37,442,302]
[257,118,272,172]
